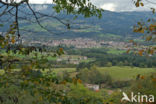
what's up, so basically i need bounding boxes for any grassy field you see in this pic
[52,66,156,81]
[0,66,155,81]
[98,66,155,81]
[107,49,126,54]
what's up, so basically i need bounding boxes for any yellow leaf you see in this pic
[135,2,140,7]
[139,28,144,33]
[152,78,156,82]
[150,49,154,55]
[34,81,39,85]
[59,48,63,51]
[11,36,15,44]
[140,76,145,79]
[129,40,134,43]
[126,49,130,54]
[39,96,43,101]
[138,50,144,56]
[140,3,144,6]
[72,78,77,85]
[61,80,67,85]
[149,24,156,31]
[146,36,152,41]
[13,22,17,25]
[77,79,82,83]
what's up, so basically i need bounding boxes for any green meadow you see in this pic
[98,66,155,81]
[107,49,126,54]
[0,66,154,82]
[52,66,156,81]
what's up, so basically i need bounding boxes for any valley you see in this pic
[0,2,156,103]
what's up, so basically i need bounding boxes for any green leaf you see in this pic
[0,24,3,27]
[151,8,155,14]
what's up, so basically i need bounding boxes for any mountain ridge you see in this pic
[0,4,152,41]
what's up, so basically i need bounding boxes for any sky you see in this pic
[28,0,156,12]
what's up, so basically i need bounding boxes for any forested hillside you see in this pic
[0,4,153,41]
[1,0,156,104]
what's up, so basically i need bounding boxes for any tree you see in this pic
[0,0,104,104]
[77,66,112,85]
[128,0,156,55]
[0,0,103,38]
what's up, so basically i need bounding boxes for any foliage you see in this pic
[111,80,131,88]
[53,0,103,19]
[131,0,156,55]
[0,0,106,103]
[56,70,71,82]
[67,83,104,104]
[131,73,156,96]
[1,6,152,41]
[76,48,156,68]
[77,66,112,85]
[106,62,112,67]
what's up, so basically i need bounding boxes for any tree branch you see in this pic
[15,6,19,37]
[26,2,65,35]
[0,0,27,6]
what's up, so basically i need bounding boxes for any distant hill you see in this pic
[0,4,153,41]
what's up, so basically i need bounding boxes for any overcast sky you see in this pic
[28,0,155,12]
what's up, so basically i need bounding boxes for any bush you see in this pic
[67,83,104,104]
[111,80,131,88]
[131,73,156,97]
[28,70,43,78]
[57,70,71,82]
[77,66,112,85]
[106,62,112,67]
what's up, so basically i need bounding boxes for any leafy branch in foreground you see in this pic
[0,0,104,103]
[0,0,103,37]
[0,24,104,103]
[126,0,156,56]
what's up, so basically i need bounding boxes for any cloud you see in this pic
[24,0,155,12]
[91,0,152,12]
[31,5,48,11]
[29,0,52,4]
[100,3,116,11]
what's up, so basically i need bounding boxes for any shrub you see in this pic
[57,70,71,82]
[111,80,131,88]
[131,73,156,97]
[77,66,112,85]
[106,62,112,67]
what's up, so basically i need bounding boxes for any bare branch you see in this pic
[26,2,66,35]
[0,6,14,17]
[0,0,27,6]
[36,12,68,27]
[15,5,20,39]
